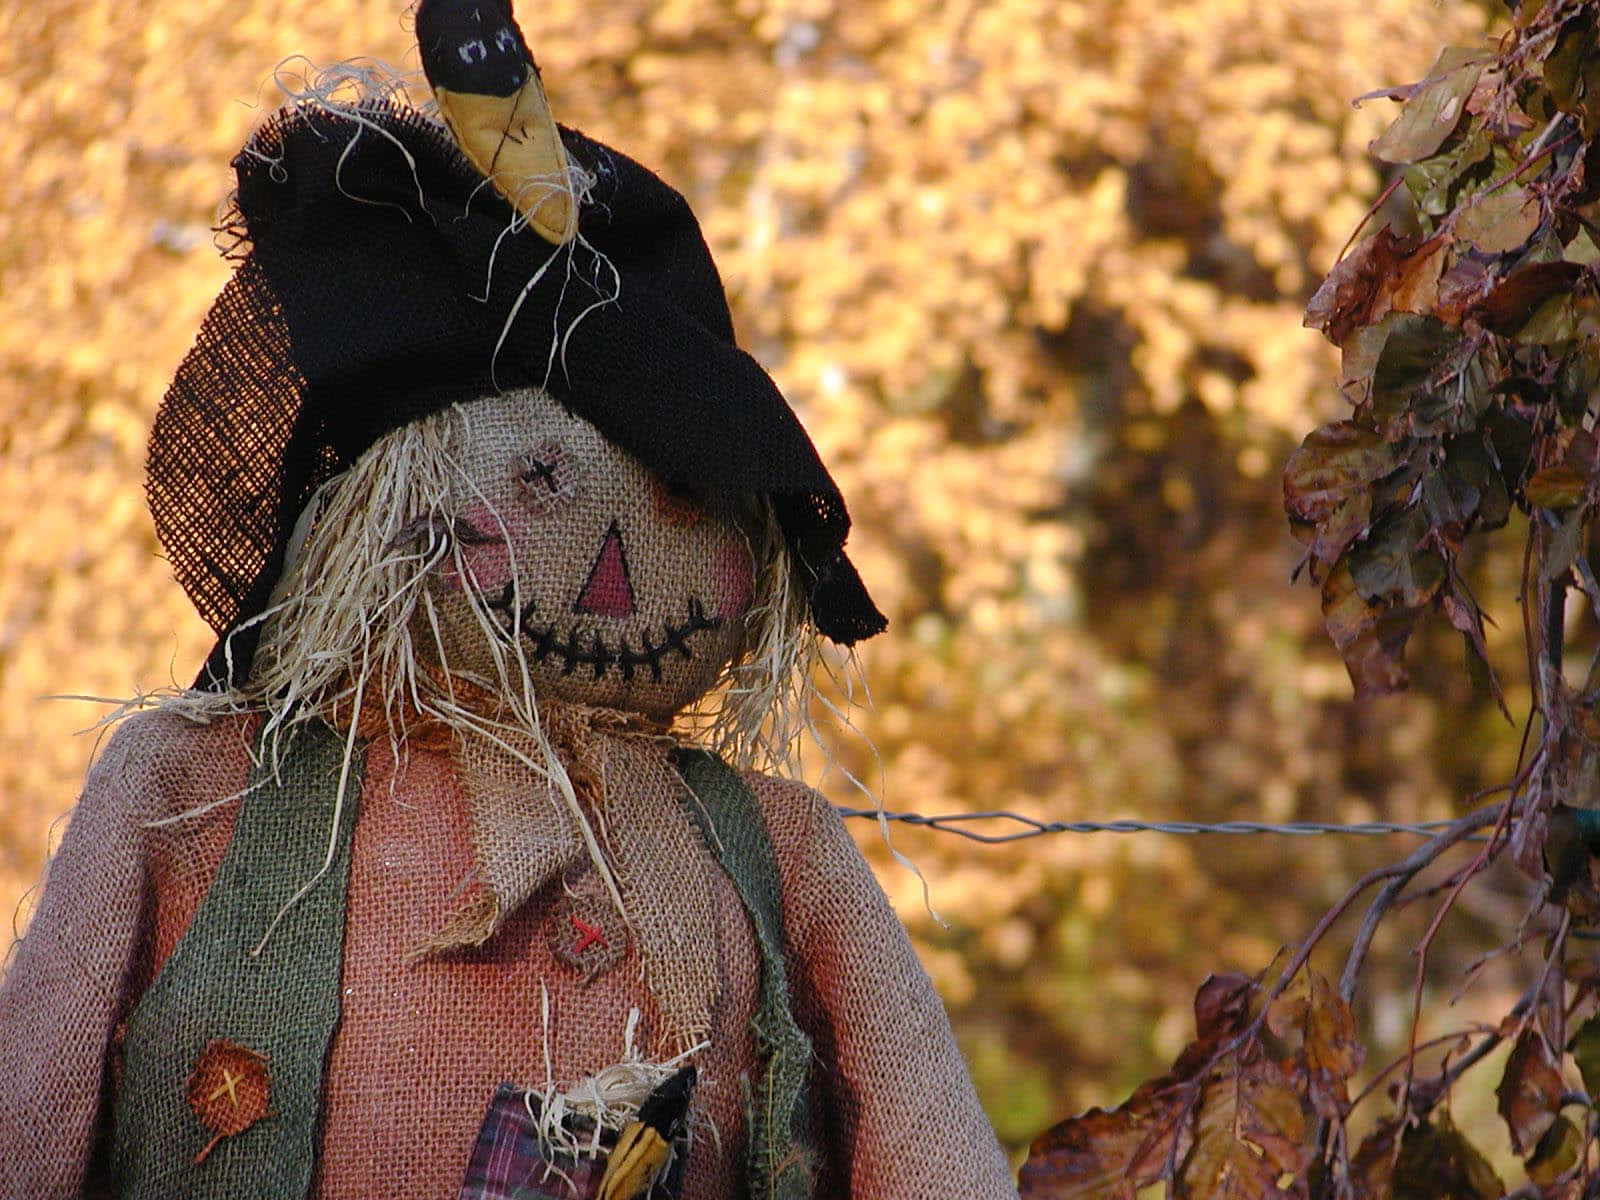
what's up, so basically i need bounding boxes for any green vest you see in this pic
[673,749,816,1200]
[111,722,361,1199]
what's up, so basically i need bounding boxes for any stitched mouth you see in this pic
[482,581,723,682]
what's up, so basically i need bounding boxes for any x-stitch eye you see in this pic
[515,440,577,513]
[522,458,558,492]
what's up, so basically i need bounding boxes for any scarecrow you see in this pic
[0,2,1015,1198]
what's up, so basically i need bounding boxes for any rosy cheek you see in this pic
[439,501,514,593]
[712,540,754,621]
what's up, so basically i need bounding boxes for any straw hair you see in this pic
[156,387,814,779]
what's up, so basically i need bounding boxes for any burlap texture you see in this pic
[0,707,1014,1198]
[111,722,360,1197]
[442,707,724,1056]
[424,391,755,721]
[0,709,257,1199]
[745,772,1017,1197]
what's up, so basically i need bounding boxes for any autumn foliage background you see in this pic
[0,0,1522,1162]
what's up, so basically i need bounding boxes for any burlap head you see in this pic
[420,391,753,719]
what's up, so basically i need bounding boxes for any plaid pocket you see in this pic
[457,1083,686,1200]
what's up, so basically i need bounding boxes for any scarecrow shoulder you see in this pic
[0,710,241,1194]
[736,770,877,898]
[737,770,835,845]
[81,706,258,826]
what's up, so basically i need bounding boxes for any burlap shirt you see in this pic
[0,708,1016,1198]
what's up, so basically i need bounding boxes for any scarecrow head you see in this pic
[145,6,885,735]
[418,389,763,718]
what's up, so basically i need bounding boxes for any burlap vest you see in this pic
[108,725,812,1199]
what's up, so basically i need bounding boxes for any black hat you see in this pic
[149,93,887,689]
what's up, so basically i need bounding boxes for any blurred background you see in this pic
[0,0,1527,1162]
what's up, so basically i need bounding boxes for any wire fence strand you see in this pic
[834,809,1470,844]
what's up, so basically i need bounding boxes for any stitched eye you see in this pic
[515,439,577,513]
[522,458,558,492]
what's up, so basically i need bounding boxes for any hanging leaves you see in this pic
[1019,972,1357,1199]
[1390,1114,1505,1200]
[1289,1,1600,697]
[185,1039,271,1164]
[1495,1031,1565,1156]
[1266,970,1364,1123]
[1180,1066,1308,1198]
[1283,423,1397,565]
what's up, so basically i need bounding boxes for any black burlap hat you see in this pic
[149,95,887,688]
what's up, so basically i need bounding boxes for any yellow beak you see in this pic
[433,71,576,245]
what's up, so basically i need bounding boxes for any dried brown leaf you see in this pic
[1455,186,1541,255]
[1300,972,1363,1120]
[1193,973,1258,1045]
[1434,253,1496,323]
[1019,1098,1185,1199]
[1179,1057,1308,1199]
[1282,424,1389,524]
[1321,558,1412,696]
[1371,48,1486,164]
[1308,232,1450,349]
[1020,974,1269,1198]
[1263,969,1363,1122]
[1525,464,1589,510]
[1474,261,1585,334]
[1392,1115,1504,1200]
[1282,424,1397,567]
[1495,1031,1564,1155]
[1349,1115,1403,1199]
[1386,237,1451,318]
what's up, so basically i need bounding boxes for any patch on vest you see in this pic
[548,869,627,982]
[186,1039,271,1164]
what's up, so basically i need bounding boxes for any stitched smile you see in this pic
[482,581,723,682]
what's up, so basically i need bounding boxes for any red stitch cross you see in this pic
[569,914,608,954]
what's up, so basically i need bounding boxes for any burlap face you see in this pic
[422,391,754,718]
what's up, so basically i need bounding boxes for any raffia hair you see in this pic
[170,392,816,775]
[141,390,821,947]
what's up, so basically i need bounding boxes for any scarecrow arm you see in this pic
[0,717,158,1197]
[749,776,1018,1198]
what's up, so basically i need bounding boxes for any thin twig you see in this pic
[1337,802,1509,1003]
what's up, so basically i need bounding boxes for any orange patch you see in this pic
[186,1039,271,1164]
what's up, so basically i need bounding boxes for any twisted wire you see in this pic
[834,809,1467,845]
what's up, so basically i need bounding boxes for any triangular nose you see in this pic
[574,520,636,618]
